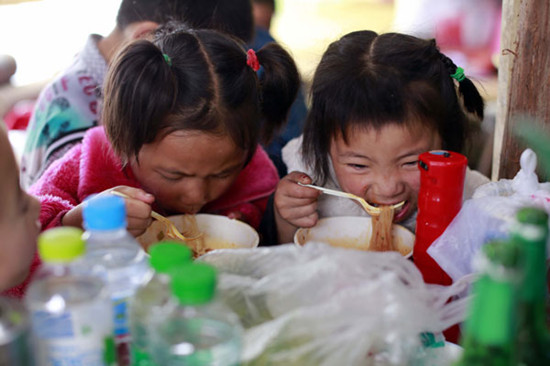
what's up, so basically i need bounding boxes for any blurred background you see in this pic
[0,0,501,175]
[0,0,500,87]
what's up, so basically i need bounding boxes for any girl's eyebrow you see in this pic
[338,152,370,159]
[157,168,187,176]
[395,148,427,160]
[214,162,244,174]
[338,147,427,160]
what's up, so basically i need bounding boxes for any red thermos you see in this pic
[413,150,467,286]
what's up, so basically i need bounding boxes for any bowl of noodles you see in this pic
[294,216,415,258]
[137,213,259,258]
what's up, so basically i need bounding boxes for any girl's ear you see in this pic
[126,21,159,41]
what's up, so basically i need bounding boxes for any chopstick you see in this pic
[109,190,202,241]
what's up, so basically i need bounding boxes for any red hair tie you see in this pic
[246,49,260,72]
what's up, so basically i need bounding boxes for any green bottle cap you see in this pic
[38,227,85,263]
[148,241,192,273]
[170,263,217,305]
[516,207,548,226]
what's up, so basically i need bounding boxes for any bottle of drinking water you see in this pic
[25,227,115,366]
[150,262,243,366]
[129,241,192,366]
[82,194,151,366]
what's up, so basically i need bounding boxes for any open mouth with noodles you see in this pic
[366,199,408,221]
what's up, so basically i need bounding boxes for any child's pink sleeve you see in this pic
[218,197,269,230]
[29,145,83,230]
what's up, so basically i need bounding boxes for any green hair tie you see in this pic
[163,53,172,67]
[450,67,465,82]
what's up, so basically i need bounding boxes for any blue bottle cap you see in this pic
[83,194,126,230]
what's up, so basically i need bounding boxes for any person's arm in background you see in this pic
[29,144,84,230]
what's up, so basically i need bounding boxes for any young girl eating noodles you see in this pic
[274,30,489,244]
[29,23,299,240]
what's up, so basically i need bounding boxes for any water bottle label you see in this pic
[113,296,129,336]
[33,311,74,338]
[31,300,113,365]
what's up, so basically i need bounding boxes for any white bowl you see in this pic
[137,213,259,254]
[294,216,414,258]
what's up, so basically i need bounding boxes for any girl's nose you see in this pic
[370,172,404,200]
[183,178,210,206]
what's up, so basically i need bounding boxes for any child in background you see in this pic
[274,30,489,244]
[20,0,256,189]
[30,22,299,240]
[0,122,40,294]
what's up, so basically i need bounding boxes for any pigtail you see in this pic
[255,42,300,144]
[439,52,484,120]
[103,39,178,164]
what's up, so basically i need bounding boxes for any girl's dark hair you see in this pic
[302,30,485,184]
[103,22,299,165]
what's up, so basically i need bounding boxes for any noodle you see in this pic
[368,206,396,252]
[180,214,207,257]
[139,215,241,258]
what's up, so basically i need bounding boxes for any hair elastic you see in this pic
[246,49,260,72]
[450,67,465,82]
[163,53,172,67]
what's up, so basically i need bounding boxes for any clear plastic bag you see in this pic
[428,148,550,282]
[199,243,472,366]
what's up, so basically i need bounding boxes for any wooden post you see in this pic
[493,0,550,180]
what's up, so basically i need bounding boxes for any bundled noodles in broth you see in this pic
[147,214,241,258]
[179,214,207,257]
[368,206,396,252]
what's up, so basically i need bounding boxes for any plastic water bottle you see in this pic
[454,239,522,366]
[129,241,192,366]
[24,227,115,366]
[150,263,243,366]
[511,207,550,365]
[82,194,150,366]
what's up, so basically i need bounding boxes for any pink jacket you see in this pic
[5,126,277,297]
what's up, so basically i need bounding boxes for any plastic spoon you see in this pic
[297,182,405,216]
